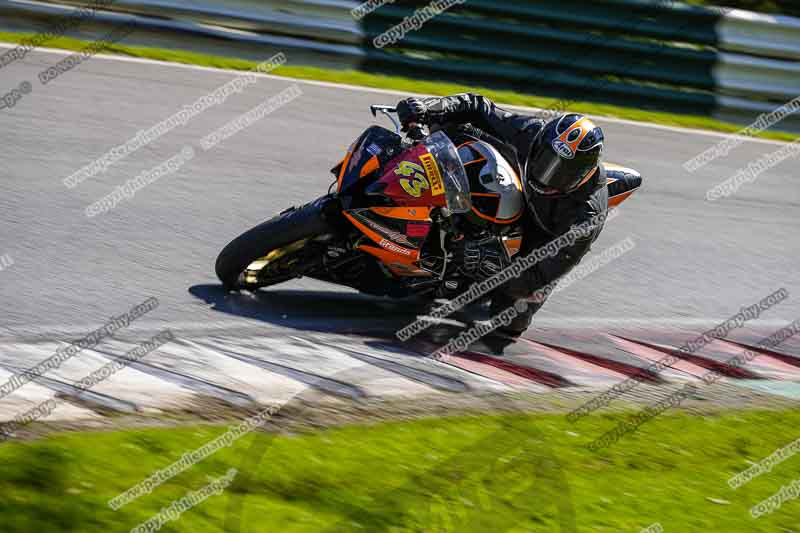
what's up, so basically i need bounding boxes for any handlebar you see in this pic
[370,104,429,140]
[370,104,401,134]
[370,105,397,117]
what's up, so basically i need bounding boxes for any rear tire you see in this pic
[215,197,335,290]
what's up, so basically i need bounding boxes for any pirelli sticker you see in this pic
[420,153,445,196]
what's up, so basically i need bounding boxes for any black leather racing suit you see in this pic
[419,93,609,334]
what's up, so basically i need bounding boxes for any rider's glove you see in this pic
[397,98,428,131]
[461,238,510,280]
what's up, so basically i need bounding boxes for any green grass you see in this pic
[1,31,797,143]
[1,410,799,532]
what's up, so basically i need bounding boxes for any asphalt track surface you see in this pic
[1,46,799,422]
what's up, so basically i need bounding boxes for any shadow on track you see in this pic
[188,284,473,343]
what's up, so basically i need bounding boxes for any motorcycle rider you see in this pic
[396,93,608,340]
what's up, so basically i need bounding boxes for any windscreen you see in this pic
[422,131,471,213]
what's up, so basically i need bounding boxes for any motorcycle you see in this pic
[215,105,641,300]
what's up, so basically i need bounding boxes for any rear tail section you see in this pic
[605,163,643,208]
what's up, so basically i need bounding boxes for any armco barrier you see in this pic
[0,0,364,69]
[361,0,721,115]
[0,0,797,129]
[717,8,800,60]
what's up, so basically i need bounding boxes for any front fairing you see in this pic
[337,126,403,193]
[376,131,471,213]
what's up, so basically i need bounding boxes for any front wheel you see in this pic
[215,196,336,290]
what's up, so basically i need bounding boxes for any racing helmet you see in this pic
[525,114,604,197]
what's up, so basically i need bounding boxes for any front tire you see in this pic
[215,197,335,290]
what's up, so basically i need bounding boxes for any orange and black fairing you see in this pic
[333,126,403,193]
[339,135,459,276]
[342,207,434,277]
[338,136,455,276]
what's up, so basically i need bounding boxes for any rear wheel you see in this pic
[215,197,335,290]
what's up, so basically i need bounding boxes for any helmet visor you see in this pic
[527,148,596,194]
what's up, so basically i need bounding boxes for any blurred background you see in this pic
[1,0,799,130]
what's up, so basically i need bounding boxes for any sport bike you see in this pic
[215,105,641,300]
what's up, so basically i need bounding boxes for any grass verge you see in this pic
[1,410,798,532]
[0,31,797,143]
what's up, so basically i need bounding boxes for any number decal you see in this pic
[395,161,424,178]
[395,161,429,198]
[400,175,430,198]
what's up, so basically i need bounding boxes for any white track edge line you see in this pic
[0,42,791,147]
